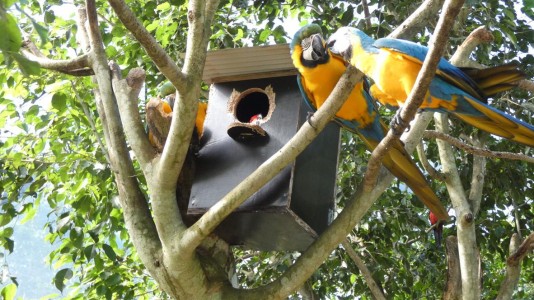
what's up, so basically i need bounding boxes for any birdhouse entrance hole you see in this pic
[230,86,275,123]
[227,86,275,142]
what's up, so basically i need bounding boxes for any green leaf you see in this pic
[54,268,73,292]
[11,53,41,76]
[500,26,518,49]
[51,92,67,112]
[20,203,37,224]
[44,11,56,23]
[3,238,14,253]
[340,6,354,26]
[0,13,22,52]
[106,273,121,286]
[233,28,244,42]
[259,29,271,42]
[102,244,117,262]
[156,2,171,11]
[84,244,96,261]
[146,21,158,33]
[0,214,12,227]
[0,227,14,238]
[1,283,17,300]
[2,0,18,8]
[31,20,49,44]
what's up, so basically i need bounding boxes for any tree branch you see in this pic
[507,232,534,266]
[423,130,534,163]
[467,133,487,217]
[342,239,386,300]
[417,141,447,181]
[363,0,465,191]
[109,62,156,170]
[107,0,187,93]
[435,113,480,299]
[361,0,372,29]
[156,0,221,190]
[235,85,445,300]
[21,40,93,76]
[81,1,171,295]
[443,236,462,300]
[495,233,534,299]
[390,0,445,39]
[449,25,493,67]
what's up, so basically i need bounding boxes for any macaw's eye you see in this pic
[301,37,312,51]
[326,39,336,49]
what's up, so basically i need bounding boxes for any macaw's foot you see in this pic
[390,108,411,136]
[306,111,317,130]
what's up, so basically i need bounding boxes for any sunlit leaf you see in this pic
[0,13,21,52]
[54,268,73,292]
[0,283,17,300]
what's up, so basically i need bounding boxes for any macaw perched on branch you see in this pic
[147,85,207,152]
[429,211,444,248]
[291,24,448,220]
[327,27,533,147]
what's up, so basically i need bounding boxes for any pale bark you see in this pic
[423,131,534,164]
[434,113,480,299]
[109,63,156,169]
[496,233,534,300]
[417,141,447,181]
[443,236,462,300]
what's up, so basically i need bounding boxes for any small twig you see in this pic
[423,130,534,163]
[361,0,372,29]
[511,197,522,240]
[390,0,445,39]
[416,141,447,181]
[342,239,386,300]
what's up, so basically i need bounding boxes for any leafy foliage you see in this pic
[0,0,533,298]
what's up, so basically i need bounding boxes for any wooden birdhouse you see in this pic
[188,44,341,251]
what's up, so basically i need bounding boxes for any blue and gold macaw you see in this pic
[291,24,448,220]
[327,27,533,147]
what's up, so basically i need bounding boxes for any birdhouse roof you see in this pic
[202,44,297,84]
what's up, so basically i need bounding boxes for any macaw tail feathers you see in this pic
[453,96,534,147]
[433,223,443,248]
[355,122,449,221]
[459,63,526,98]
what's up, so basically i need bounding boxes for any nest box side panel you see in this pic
[289,111,340,235]
[214,211,318,251]
[189,76,302,214]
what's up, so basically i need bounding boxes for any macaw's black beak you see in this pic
[301,34,328,63]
